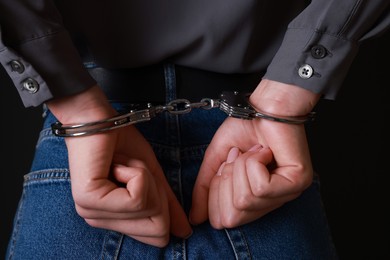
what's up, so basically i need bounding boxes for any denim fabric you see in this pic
[6,64,338,260]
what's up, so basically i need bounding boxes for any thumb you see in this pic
[189,144,234,225]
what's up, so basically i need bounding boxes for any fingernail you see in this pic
[227,147,240,163]
[216,162,226,176]
[248,144,263,152]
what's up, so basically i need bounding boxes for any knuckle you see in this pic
[221,214,239,229]
[210,220,224,230]
[138,166,150,176]
[252,183,269,197]
[84,218,99,228]
[291,169,313,190]
[74,205,89,219]
[129,197,148,211]
[234,193,253,210]
[154,235,170,248]
[73,197,95,216]
[152,223,170,238]
[72,191,98,209]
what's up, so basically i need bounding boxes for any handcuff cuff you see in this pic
[51,91,315,137]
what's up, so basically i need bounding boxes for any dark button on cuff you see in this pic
[298,64,314,79]
[9,60,25,73]
[311,45,327,59]
[22,78,39,93]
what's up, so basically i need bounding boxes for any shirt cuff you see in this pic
[264,27,359,100]
[0,45,53,107]
[0,30,96,107]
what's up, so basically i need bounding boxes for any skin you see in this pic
[47,78,320,247]
[189,79,321,228]
[48,85,192,248]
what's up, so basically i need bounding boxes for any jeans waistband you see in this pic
[86,63,263,103]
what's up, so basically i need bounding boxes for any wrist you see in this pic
[249,79,320,117]
[46,85,117,124]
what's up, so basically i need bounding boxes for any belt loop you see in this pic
[163,63,177,102]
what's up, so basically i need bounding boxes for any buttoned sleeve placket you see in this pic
[265,28,359,99]
[0,26,53,107]
[264,0,390,100]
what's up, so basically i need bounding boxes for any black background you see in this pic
[1,31,389,259]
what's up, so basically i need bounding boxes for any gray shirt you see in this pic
[0,0,389,107]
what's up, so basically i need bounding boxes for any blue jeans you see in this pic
[6,65,338,259]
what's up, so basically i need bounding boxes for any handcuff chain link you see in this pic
[153,98,220,116]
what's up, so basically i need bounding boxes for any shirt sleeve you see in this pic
[263,0,390,100]
[0,1,96,107]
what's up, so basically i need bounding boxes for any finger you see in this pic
[190,118,256,225]
[113,163,151,208]
[115,135,192,238]
[257,121,313,190]
[118,140,192,238]
[128,234,170,248]
[113,160,163,213]
[66,132,161,215]
[80,165,159,213]
[84,214,168,238]
[232,146,302,213]
[146,163,192,239]
[215,163,235,229]
[85,187,170,247]
[232,147,274,208]
[208,147,240,228]
[207,167,223,229]
[216,162,225,176]
[215,162,271,228]
[189,144,227,225]
[75,206,155,220]
[218,160,291,228]
[226,147,240,163]
[190,145,241,225]
[247,146,310,197]
[75,164,160,219]
[166,187,193,239]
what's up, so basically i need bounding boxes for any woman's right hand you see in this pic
[47,85,192,247]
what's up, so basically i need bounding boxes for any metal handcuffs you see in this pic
[51,91,315,137]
